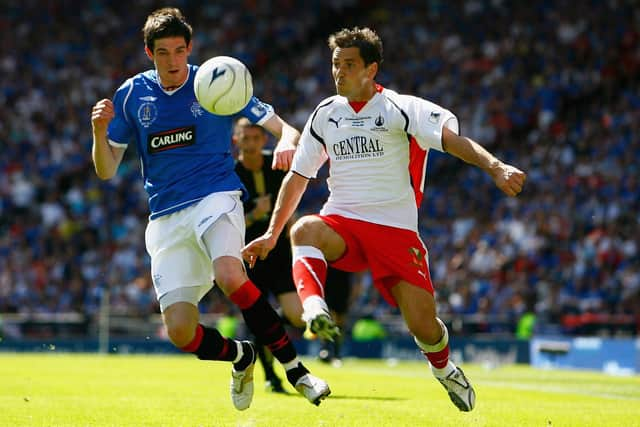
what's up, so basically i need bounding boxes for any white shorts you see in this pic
[145,191,245,302]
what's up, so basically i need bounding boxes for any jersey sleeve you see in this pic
[239,96,275,126]
[405,95,459,152]
[107,79,135,148]
[291,106,328,179]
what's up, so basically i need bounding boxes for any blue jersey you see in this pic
[107,64,274,219]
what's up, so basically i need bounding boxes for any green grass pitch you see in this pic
[1,353,639,427]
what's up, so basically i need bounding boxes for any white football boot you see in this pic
[230,342,256,411]
[295,373,331,406]
[434,363,476,411]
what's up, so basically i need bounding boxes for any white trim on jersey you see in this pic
[108,139,128,148]
[254,109,275,126]
[291,87,459,232]
[121,78,134,127]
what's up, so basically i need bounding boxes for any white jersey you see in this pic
[292,87,459,232]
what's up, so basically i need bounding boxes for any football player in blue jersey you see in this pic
[90,7,330,410]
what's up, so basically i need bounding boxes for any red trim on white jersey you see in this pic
[292,86,459,231]
[409,135,429,207]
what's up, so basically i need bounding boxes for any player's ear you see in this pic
[144,46,154,61]
[367,62,378,79]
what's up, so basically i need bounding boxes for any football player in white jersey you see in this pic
[90,7,329,410]
[243,27,526,412]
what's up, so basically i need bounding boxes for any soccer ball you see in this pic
[194,56,253,116]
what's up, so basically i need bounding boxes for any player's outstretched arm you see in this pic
[441,127,526,197]
[242,171,309,267]
[262,114,301,171]
[91,98,125,180]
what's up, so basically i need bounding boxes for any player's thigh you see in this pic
[291,215,346,261]
[146,215,213,302]
[203,214,248,293]
[365,224,434,305]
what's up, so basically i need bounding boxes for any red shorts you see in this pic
[318,214,434,307]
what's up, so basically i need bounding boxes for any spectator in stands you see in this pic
[0,0,637,341]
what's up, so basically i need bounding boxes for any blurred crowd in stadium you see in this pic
[0,0,638,338]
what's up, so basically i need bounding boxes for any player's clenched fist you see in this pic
[91,99,114,133]
[492,163,527,197]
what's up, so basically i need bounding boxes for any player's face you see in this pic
[146,37,192,88]
[332,47,376,101]
[236,126,267,156]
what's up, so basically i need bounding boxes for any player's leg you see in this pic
[160,289,256,411]
[146,209,256,411]
[277,291,306,328]
[244,260,290,394]
[289,215,347,341]
[253,290,305,394]
[363,223,475,411]
[206,215,330,405]
[391,282,475,411]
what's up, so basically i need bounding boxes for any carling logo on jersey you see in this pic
[147,126,196,153]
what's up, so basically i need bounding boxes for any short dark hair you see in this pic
[142,8,192,51]
[328,27,383,67]
[234,117,266,136]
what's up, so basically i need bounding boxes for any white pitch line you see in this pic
[479,380,640,401]
[344,365,640,401]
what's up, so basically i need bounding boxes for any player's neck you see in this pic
[158,71,188,91]
[160,79,185,91]
[347,81,377,102]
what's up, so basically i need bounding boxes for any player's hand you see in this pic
[91,99,114,134]
[492,162,526,197]
[272,139,296,171]
[242,234,278,268]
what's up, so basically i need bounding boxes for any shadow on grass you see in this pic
[326,395,405,401]
[273,392,404,402]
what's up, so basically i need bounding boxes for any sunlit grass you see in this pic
[1,354,639,426]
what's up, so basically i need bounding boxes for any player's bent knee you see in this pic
[165,320,197,347]
[407,316,442,345]
[213,257,248,294]
[290,216,325,245]
[167,325,195,347]
[161,300,200,347]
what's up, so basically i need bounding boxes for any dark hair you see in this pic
[234,117,266,135]
[328,27,383,67]
[142,8,192,51]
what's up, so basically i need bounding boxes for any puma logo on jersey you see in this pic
[328,117,342,128]
[296,279,305,291]
[408,247,425,268]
